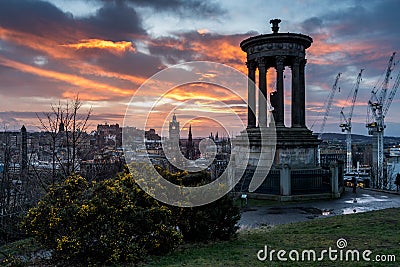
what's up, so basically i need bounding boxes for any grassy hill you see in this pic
[1,208,399,266]
[145,208,400,267]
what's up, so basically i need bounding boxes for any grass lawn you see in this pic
[2,208,399,266]
[144,208,400,267]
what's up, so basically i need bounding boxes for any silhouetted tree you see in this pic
[36,94,92,186]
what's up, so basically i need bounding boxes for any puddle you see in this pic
[344,195,390,204]
[342,206,373,214]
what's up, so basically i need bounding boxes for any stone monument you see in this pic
[233,19,341,200]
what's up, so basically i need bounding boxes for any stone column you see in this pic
[247,60,257,128]
[291,57,301,127]
[280,164,291,197]
[258,58,267,127]
[299,59,306,127]
[276,56,285,127]
[330,162,340,198]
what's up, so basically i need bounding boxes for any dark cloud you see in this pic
[298,0,400,115]
[300,0,400,41]
[0,0,227,85]
[89,49,164,78]
[300,17,323,34]
[0,0,148,42]
[93,0,226,18]
[321,1,400,39]
[0,111,39,120]
[0,0,164,100]
[82,1,146,40]
[0,0,78,39]
[0,66,66,99]
[0,0,225,42]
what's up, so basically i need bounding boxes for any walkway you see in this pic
[238,188,400,228]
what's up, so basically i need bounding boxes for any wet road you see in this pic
[238,188,400,228]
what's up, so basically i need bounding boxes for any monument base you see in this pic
[274,126,321,168]
[232,126,341,200]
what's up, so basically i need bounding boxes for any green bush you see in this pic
[174,194,240,242]
[156,167,241,242]
[22,173,182,266]
[22,163,241,265]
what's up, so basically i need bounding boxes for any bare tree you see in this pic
[37,101,62,183]
[37,94,92,185]
[0,96,92,245]
[0,127,28,244]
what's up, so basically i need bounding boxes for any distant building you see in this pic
[386,147,400,191]
[96,123,122,148]
[320,148,346,167]
[145,128,162,155]
[145,128,161,141]
[390,147,400,157]
[169,113,180,142]
[209,132,230,179]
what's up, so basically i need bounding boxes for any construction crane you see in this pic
[317,73,341,165]
[319,73,342,138]
[366,52,397,189]
[340,69,364,174]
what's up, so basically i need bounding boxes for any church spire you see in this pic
[172,111,177,122]
[186,124,194,160]
[188,124,192,142]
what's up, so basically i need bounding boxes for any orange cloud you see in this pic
[191,38,247,72]
[0,27,82,60]
[165,83,242,102]
[181,117,228,132]
[334,99,368,108]
[148,33,248,73]
[0,56,133,97]
[76,62,147,85]
[61,39,136,55]
[308,33,380,65]
[197,29,209,35]
[1,27,146,86]
[61,91,111,101]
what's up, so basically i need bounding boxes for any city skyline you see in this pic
[1,0,400,137]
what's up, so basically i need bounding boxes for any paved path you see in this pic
[238,188,400,229]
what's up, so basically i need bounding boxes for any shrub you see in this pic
[174,193,240,242]
[22,173,182,266]
[155,167,241,242]
[22,163,241,265]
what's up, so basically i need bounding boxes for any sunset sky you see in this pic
[1,0,400,137]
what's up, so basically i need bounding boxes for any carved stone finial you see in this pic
[269,19,281,33]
